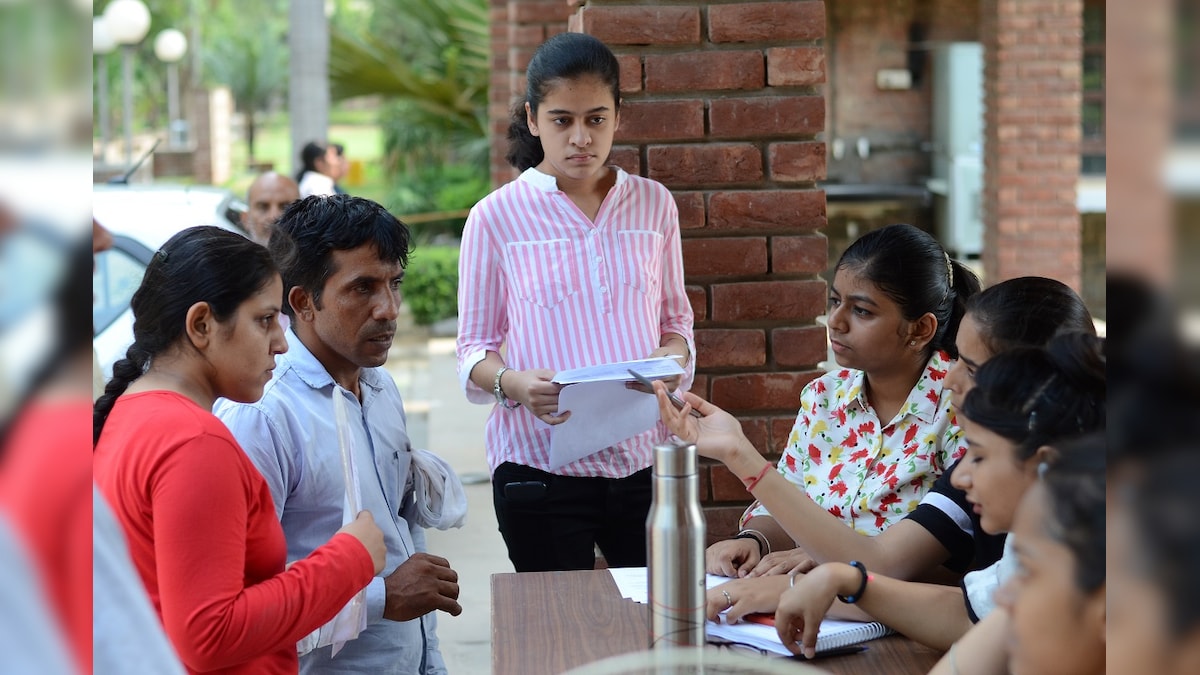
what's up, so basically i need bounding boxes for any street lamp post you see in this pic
[102,0,151,167]
[154,29,188,148]
[93,17,116,161]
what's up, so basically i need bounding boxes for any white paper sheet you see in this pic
[546,357,685,470]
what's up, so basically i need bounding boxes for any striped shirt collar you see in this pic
[518,165,629,193]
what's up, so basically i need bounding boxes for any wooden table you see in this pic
[492,569,943,675]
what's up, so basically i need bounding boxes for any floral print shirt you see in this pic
[745,350,967,535]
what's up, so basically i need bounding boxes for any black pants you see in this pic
[492,462,652,572]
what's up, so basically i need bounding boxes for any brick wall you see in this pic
[488,0,512,187]
[489,0,576,187]
[560,0,829,543]
[825,0,979,185]
[980,0,1083,289]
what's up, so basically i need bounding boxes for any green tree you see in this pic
[203,1,288,163]
[329,0,489,225]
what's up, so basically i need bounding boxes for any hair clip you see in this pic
[944,252,953,288]
[1027,410,1038,432]
[153,249,169,262]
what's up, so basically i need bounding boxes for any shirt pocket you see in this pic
[614,230,664,297]
[505,239,580,309]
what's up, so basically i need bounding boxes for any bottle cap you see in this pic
[653,441,697,477]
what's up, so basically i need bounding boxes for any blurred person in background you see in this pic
[1106,282,1200,675]
[1109,448,1200,675]
[0,232,94,672]
[296,141,347,198]
[242,171,300,247]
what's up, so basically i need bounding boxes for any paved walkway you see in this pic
[384,332,513,674]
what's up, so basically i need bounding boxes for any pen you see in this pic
[627,369,704,418]
[792,645,868,661]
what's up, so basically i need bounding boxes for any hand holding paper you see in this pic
[546,357,685,469]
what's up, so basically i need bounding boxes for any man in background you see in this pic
[241,171,300,246]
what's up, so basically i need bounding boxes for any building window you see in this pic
[1081,0,1104,175]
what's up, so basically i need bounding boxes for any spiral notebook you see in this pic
[608,568,893,657]
[707,611,892,656]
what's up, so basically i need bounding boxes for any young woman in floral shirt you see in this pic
[696,224,980,580]
[771,333,1106,656]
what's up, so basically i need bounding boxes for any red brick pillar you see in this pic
[980,0,1083,289]
[488,0,512,187]
[489,1,575,186]
[568,1,829,542]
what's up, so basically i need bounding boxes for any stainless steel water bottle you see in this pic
[646,441,706,648]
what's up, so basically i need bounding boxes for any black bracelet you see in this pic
[836,560,870,604]
[734,531,767,557]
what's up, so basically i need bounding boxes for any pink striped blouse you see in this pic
[456,167,695,478]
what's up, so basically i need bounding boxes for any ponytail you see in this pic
[93,343,154,445]
[961,332,1106,461]
[296,141,327,182]
[505,100,543,171]
[937,260,982,357]
[837,224,980,359]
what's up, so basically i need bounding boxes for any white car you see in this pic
[93,184,249,380]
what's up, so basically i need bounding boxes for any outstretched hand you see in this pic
[651,381,747,463]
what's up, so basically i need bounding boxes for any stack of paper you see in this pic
[547,357,685,469]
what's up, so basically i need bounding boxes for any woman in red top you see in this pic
[93,226,385,674]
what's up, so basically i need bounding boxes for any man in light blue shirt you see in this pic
[217,195,460,674]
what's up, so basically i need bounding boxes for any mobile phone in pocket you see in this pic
[503,480,548,502]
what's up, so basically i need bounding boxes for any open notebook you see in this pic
[608,568,892,657]
[706,610,891,656]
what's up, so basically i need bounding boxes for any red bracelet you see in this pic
[742,463,772,492]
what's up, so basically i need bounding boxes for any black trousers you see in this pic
[492,461,652,572]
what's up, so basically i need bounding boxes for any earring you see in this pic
[909,340,916,346]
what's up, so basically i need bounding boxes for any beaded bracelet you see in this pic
[836,560,871,604]
[742,463,772,492]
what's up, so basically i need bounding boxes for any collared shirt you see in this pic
[962,537,1017,622]
[215,331,446,675]
[747,351,967,535]
[456,167,694,478]
[298,171,336,198]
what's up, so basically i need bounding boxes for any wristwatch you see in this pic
[493,366,519,409]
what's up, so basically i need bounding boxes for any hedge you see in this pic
[404,244,459,326]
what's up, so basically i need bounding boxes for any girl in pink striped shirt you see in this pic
[456,33,694,572]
